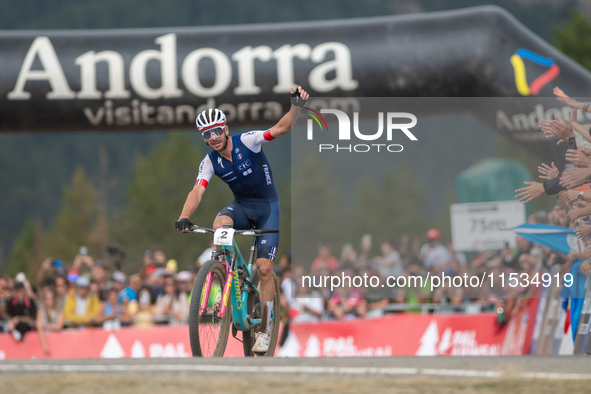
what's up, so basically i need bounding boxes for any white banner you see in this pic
[451,201,525,251]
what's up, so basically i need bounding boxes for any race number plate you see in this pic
[213,228,235,246]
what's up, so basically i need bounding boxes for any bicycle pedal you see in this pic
[253,304,262,319]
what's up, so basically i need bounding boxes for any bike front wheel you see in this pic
[242,270,281,357]
[188,259,231,357]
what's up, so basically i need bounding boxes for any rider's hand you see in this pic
[175,218,194,231]
[291,86,308,107]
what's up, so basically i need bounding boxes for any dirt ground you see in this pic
[2,373,590,394]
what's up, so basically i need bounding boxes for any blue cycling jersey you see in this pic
[195,129,280,260]
[195,130,278,202]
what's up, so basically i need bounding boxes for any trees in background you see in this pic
[291,150,342,265]
[0,0,574,42]
[8,167,98,277]
[5,134,235,274]
[291,152,429,266]
[553,10,591,72]
[112,132,233,273]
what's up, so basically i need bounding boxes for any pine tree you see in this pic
[553,10,591,72]
[290,149,342,266]
[8,219,44,279]
[347,158,428,249]
[113,132,233,273]
[44,166,98,261]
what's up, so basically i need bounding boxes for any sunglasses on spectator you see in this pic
[202,127,225,140]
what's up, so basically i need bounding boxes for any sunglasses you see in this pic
[202,127,225,140]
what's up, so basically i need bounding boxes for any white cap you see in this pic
[76,276,90,287]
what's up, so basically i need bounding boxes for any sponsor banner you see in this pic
[501,297,539,355]
[2,6,591,141]
[0,325,246,360]
[0,304,540,359]
[285,308,537,357]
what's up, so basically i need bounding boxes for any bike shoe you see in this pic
[251,332,270,354]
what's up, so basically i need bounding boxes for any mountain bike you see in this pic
[186,224,280,357]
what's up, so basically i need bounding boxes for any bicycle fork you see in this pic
[198,260,263,331]
[199,261,233,318]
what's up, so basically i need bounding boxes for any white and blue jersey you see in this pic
[196,130,278,202]
[195,130,280,261]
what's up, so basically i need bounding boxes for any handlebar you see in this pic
[185,225,278,236]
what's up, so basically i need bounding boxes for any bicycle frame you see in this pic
[198,237,262,332]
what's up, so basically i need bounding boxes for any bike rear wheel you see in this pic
[242,270,281,357]
[189,259,231,357]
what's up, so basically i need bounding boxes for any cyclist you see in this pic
[175,86,309,353]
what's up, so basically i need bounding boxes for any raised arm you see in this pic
[538,115,574,145]
[561,167,591,189]
[568,106,591,145]
[568,203,591,222]
[555,87,590,113]
[552,87,591,144]
[268,86,310,138]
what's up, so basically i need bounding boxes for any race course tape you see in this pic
[1,363,591,380]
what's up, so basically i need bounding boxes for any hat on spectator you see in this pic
[76,276,90,288]
[176,271,192,282]
[166,259,178,274]
[426,228,441,240]
[112,271,127,283]
[156,267,167,277]
[14,282,24,290]
[67,268,80,282]
[146,265,157,275]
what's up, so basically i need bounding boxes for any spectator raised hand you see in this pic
[538,162,559,180]
[567,204,591,222]
[538,115,574,145]
[554,87,584,109]
[560,167,591,189]
[565,190,584,205]
[580,259,591,277]
[566,148,591,168]
[575,225,591,239]
[515,181,545,204]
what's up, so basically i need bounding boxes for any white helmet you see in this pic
[195,108,226,132]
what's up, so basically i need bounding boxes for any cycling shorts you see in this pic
[217,200,280,261]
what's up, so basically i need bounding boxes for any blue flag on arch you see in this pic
[509,223,588,340]
[509,223,586,298]
[508,223,582,256]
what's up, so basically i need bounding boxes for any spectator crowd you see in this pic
[0,248,197,354]
[279,227,563,327]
